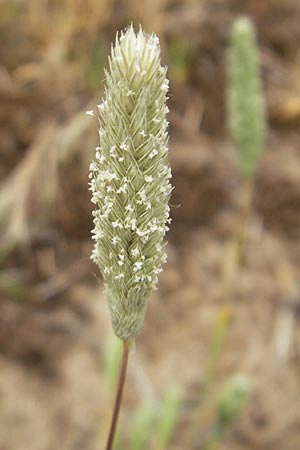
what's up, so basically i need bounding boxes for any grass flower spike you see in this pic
[228,17,265,179]
[90,25,172,340]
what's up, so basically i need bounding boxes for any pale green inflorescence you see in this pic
[216,375,251,432]
[89,26,172,340]
[228,17,266,179]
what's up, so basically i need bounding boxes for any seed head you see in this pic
[228,17,266,179]
[90,25,172,340]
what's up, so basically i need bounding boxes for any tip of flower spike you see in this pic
[114,23,160,61]
[232,16,255,37]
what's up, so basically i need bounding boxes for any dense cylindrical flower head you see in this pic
[228,17,266,179]
[89,26,172,340]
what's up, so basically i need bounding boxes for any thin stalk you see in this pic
[105,340,130,450]
[223,177,253,304]
[191,178,254,446]
[234,178,253,265]
[206,178,254,387]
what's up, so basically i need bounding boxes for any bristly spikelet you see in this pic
[228,17,266,179]
[89,25,172,340]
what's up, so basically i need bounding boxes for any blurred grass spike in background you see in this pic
[203,374,251,450]
[228,16,266,179]
[215,374,251,437]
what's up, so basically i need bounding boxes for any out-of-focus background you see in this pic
[1,0,300,449]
